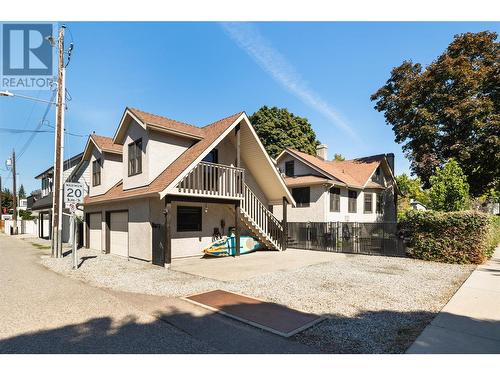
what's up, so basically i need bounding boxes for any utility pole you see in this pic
[51,25,66,258]
[12,149,17,235]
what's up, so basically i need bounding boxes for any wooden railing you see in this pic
[241,183,284,250]
[175,162,245,199]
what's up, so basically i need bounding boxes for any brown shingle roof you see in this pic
[284,175,334,187]
[128,107,205,138]
[85,112,243,205]
[91,134,122,154]
[285,148,384,188]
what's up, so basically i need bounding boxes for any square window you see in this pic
[292,187,310,207]
[177,206,202,232]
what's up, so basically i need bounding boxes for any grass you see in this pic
[30,242,51,250]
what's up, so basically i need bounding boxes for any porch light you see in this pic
[204,203,208,213]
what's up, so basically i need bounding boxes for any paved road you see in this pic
[407,247,500,354]
[0,235,315,353]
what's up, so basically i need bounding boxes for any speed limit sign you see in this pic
[64,182,84,204]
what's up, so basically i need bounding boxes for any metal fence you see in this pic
[287,222,406,257]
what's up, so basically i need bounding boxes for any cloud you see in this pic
[221,22,358,141]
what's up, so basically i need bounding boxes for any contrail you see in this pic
[221,22,359,141]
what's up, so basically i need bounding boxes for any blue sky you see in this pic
[1,22,499,195]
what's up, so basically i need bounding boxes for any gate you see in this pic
[287,222,405,257]
[151,223,165,267]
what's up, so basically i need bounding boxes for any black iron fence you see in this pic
[287,221,406,257]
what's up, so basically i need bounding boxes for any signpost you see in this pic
[64,182,83,270]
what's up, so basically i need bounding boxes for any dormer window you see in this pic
[128,138,142,176]
[285,161,294,177]
[92,159,101,186]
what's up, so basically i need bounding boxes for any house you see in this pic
[271,145,398,223]
[82,107,293,267]
[30,152,90,243]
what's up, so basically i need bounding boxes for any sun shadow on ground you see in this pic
[1,301,494,354]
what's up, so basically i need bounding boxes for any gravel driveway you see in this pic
[41,247,474,353]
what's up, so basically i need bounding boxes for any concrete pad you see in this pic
[184,290,324,337]
[407,247,500,353]
[407,324,500,354]
[171,248,342,281]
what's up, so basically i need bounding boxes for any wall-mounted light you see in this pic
[204,203,208,213]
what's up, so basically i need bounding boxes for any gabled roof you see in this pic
[279,148,388,188]
[85,112,244,204]
[90,134,123,154]
[114,107,205,144]
[34,153,83,179]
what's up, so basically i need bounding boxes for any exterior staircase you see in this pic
[226,183,284,251]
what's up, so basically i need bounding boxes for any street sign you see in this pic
[64,182,84,204]
[68,203,77,214]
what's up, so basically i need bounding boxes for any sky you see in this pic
[1,21,499,195]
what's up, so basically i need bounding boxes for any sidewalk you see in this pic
[407,247,500,354]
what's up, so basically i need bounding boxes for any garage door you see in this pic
[88,213,102,250]
[110,211,128,257]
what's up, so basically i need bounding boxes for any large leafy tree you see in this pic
[428,159,470,212]
[249,106,320,159]
[396,174,429,219]
[371,31,500,197]
[1,188,13,213]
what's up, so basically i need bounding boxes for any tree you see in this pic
[371,31,500,197]
[249,106,320,159]
[18,184,26,199]
[396,174,429,219]
[428,159,470,211]
[1,188,13,213]
[333,153,345,161]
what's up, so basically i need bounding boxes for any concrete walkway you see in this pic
[0,234,316,353]
[407,247,500,353]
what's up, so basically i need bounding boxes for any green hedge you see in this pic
[399,210,498,264]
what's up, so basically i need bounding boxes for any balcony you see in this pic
[174,161,245,199]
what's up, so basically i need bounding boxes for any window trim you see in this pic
[285,161,295,177]
[292,186,310,208]
[348,190,357,213]
[177,206,202,232]
[329,187,340,212]
[92,158,101,187]
[364,192,373,214]
[128,138,143,177]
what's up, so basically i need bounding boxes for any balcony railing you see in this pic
[175,161,245,199]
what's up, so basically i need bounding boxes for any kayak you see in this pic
[203,235,263,257]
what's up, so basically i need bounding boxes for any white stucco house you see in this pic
[82,107,294,267]
[271,145,399,223]
[29,152,90,244]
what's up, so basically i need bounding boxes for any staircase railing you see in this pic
[241,183,284,250]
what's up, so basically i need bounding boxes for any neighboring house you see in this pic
[409,199,427,211]
[83,107,293,267]
[272,145,399,223]
[30,152,90,243]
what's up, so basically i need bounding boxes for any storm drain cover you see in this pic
[183,289,324,337]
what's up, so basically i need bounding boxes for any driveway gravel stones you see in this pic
[41,246,474,353]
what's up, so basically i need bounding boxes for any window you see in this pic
[128,138,142,176]
[292,187,310,207]
[376,193,383,214]
[330,187,340,212]
[92,159,101,187]
[285,161,294,177]
[202,149,218,163]
[177,206,202,232]
[348,190,357,213]
[364,192,373,214]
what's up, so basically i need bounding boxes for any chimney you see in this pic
[316,144,328,161]
[385,153,395,175]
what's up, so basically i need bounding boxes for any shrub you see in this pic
[399,210,496,264]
